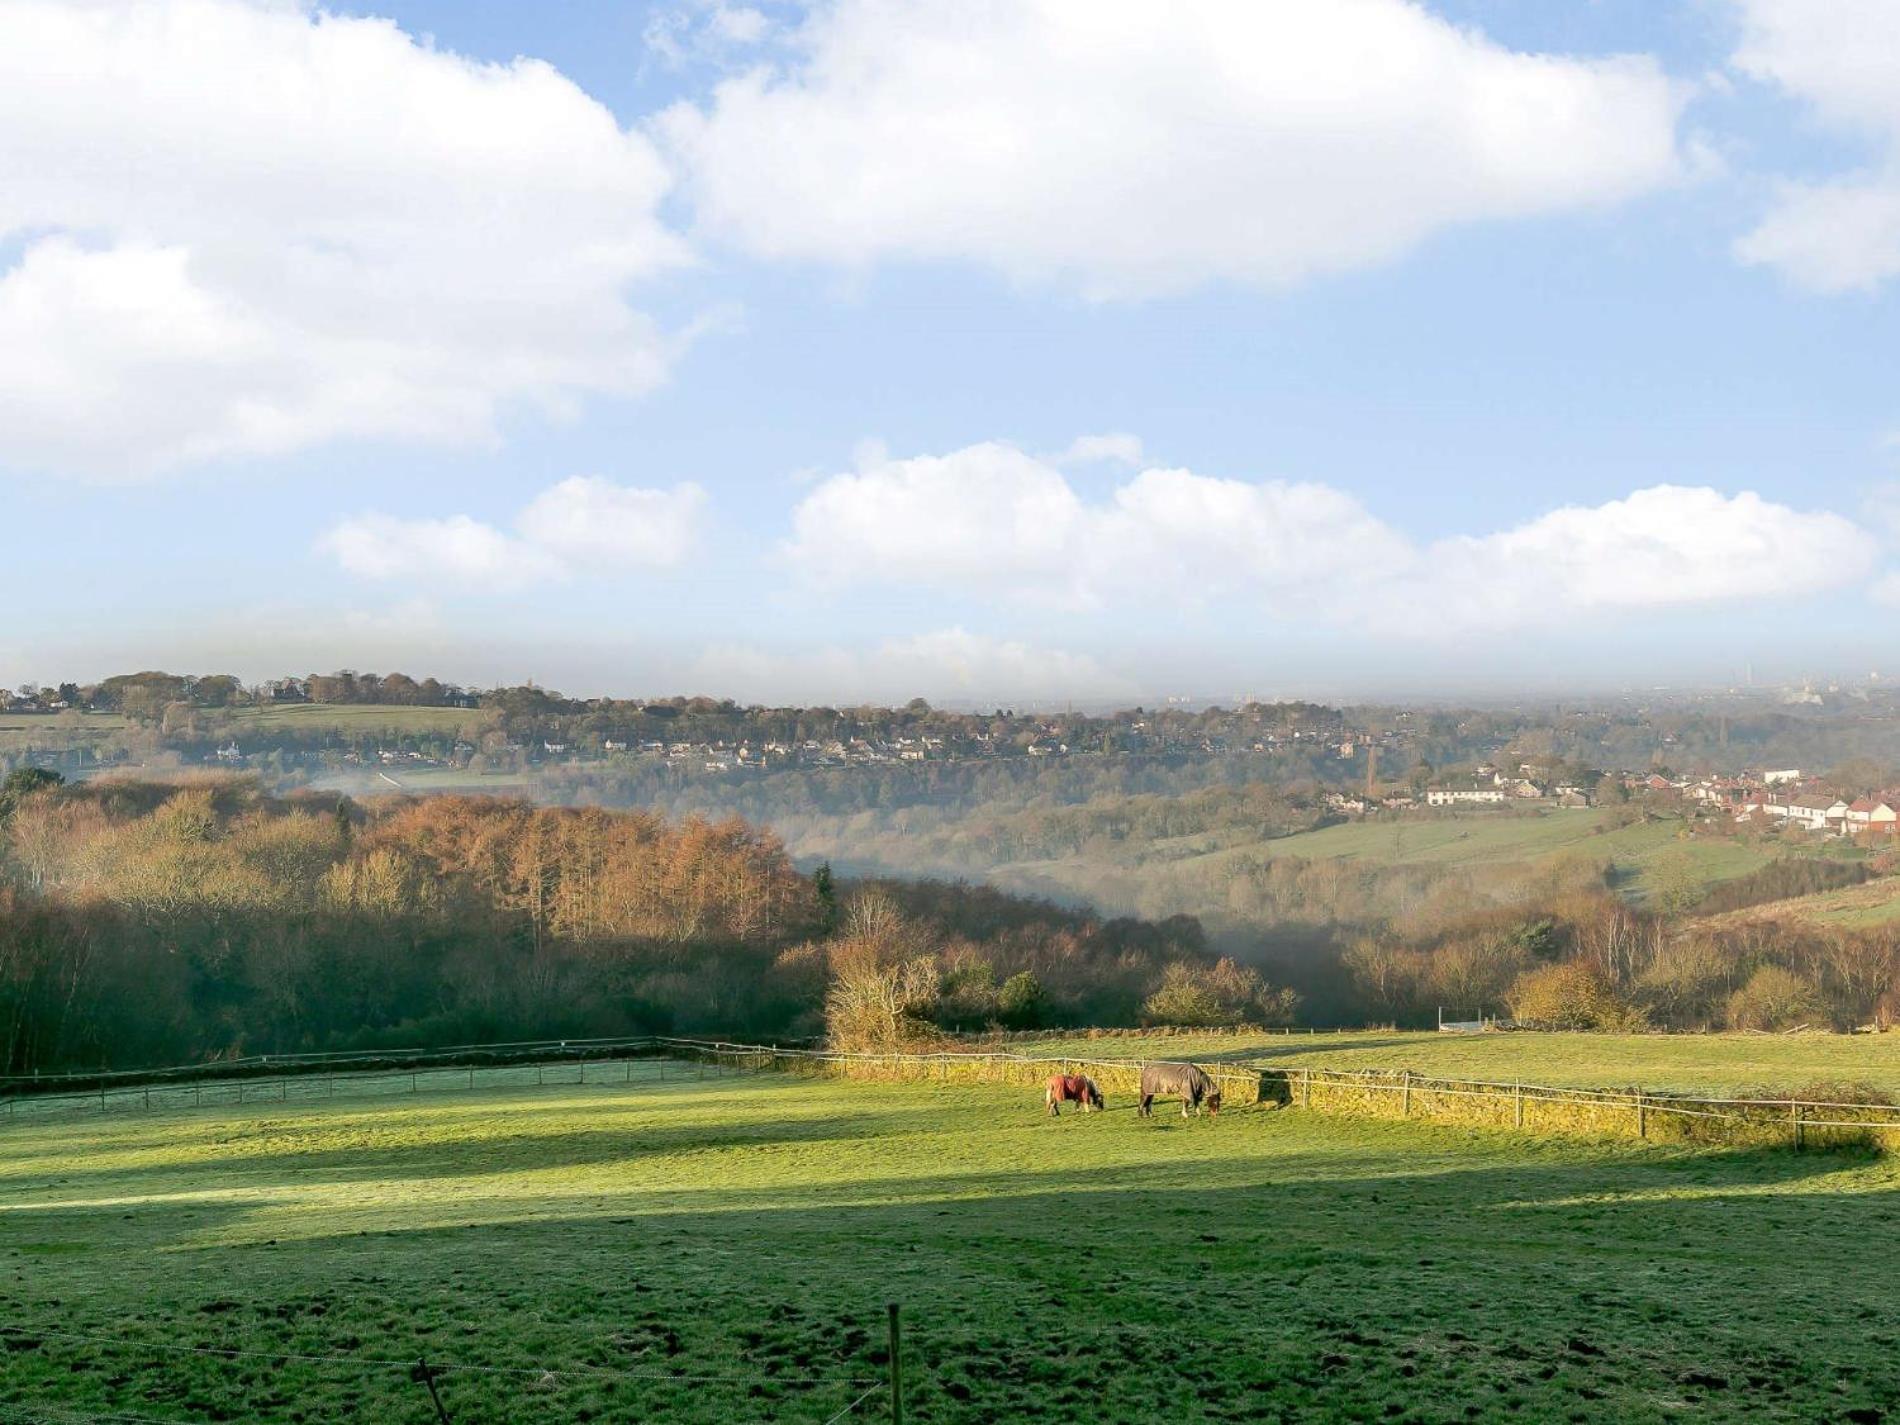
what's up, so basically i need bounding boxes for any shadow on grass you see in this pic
[3,1134,1897,1424]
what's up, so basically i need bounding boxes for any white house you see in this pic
[1426,786,1507,807]
[1845,798,1899,832]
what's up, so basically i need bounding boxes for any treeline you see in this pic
[1340,887,1900,1033]
[0,774,1262,1075]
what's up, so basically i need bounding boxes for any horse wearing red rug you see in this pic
[1045,1073,1104,1115]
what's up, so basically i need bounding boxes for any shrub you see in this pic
[1506,959,1646,1031]
[1141,958,1297,1028]
[996,970,1048,1029]
[1725,965,1822,1031]
[824,954,942,1051]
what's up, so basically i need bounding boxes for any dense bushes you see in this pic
[1726,966,1824,1031]
[1139,958,1298,1027]
[1506,960,1645,1031]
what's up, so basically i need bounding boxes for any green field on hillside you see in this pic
[1690,876,1900,933]
[0,711,129,734]
[223,703,492,735]
[1028,1029,1900,1095]
[4,1063,1898,1423]
[1258,812,1776,900]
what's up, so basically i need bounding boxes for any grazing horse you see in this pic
[1045,1073,1104,1116]
[1138,1062,1222,1118]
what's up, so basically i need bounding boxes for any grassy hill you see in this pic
[5,1060,1898,1422]
[1247,811,1786,902]
[889,808,1795,932]
[222,702,493,735]
[1688,875,1900,933]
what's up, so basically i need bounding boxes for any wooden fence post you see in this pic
[887,1302,904,1425]
[410,1359,453,1424]
[1300,1066,1310,1109]
[1514,1082,1523,1130]
[1791,1101,1803,1151]
[1401,1071,1411,1118]
[1636,1090,1646,1140]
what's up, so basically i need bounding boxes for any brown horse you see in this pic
[1045,1073,1104,1115]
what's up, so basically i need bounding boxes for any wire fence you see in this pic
[0,1053,739,1124]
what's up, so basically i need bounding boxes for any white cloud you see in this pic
[1416,486,1877,628]
[660,0,1685,298]
[784,439,1878,629]
[0,0,685,478]
[1873,570,1900,607]
[1731,0,1900,291]
[690,629,1136,704]
[1054,433,1145,468]
[320,478,705,588]
[516,478,708,571]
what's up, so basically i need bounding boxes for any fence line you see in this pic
[652,1037,1900,1150]
[0,1053,737,1124]
[10,1029,1900,1149]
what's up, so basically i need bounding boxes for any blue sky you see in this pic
[2,0,1898,704]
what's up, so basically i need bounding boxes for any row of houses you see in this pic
[1424,770,1591,808]
[1738,792,1899,836]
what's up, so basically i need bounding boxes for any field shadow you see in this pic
[5,1135,1896,1423]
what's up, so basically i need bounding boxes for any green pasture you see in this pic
[223,703,492,736]
[0,711,128,734]
[1029,1028,1900,1096]
[3,1064,1898,1422]
[1693,877,1900,932]
[1257,811,1779,900]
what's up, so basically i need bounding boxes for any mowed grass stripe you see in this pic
[3,1069,1898,1422]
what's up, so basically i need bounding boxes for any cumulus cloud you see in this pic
[659,0,1685,297]
[784,440,1878,630]
[321,480,705,588]
[1053,434,1145,468]
[1731,0,1900,291]
[690,629,1137,704]
[1417,486,1877,628]
[0,0,685,478]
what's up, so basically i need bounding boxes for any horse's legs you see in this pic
[1139,1094,1152,1117]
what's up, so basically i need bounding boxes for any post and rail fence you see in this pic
[7,1033,1899,1151]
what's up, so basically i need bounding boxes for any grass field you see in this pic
[310,767,535,796]
[4,1062,1899,1423]
[1690,876,1900,932]
[1254,812,1779,903]
[223,703,493,736]
[1023,1028,1900,1095]
[0,711,129,734]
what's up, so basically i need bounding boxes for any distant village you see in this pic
[1372,765,1899,839]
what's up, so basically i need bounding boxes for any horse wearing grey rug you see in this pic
[1138,1062,1221,1118]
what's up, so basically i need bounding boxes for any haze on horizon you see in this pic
[4,0,1899,703]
